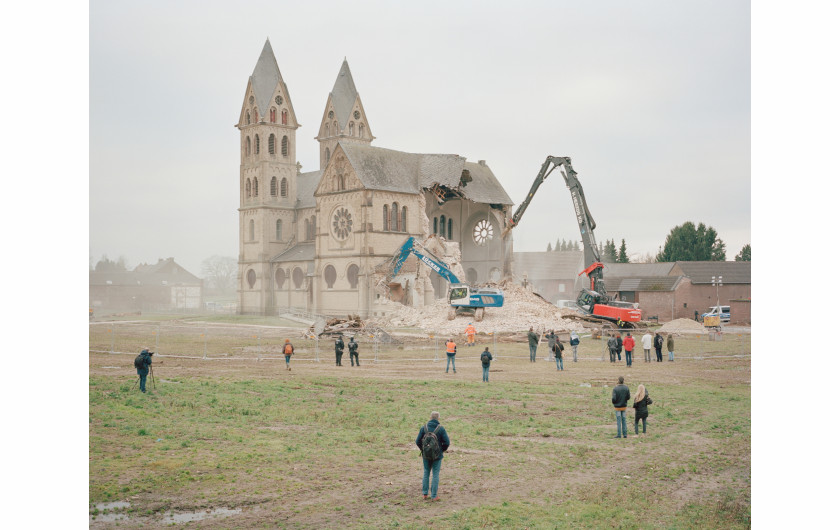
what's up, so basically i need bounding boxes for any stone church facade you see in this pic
[237,40,514,316]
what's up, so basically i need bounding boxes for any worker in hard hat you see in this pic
[464,323,476,347]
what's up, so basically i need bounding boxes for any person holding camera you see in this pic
[134,348,154,393]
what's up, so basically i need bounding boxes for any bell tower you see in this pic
[316,59,374,170]
[236,39,301,314]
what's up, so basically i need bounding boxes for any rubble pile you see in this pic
[368,283,585,335]
[658,318,706,334]
[310,315,363,335]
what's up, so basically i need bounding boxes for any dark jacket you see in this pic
[633,391,652,418]
[527,331,539,347]
[653,335,664,351]
[553,342,564,359]
[348,340,358,353]
[136,351,152,375]
[334,338,345,353]
[481,350,493,365]
[570,334,580,346]
[612,384,631,408]
[608,336,621,352]
[544,332,557,349]
[415,419,450,460]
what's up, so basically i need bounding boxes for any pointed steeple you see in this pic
[250,39,282,118]
[329,59,359,128]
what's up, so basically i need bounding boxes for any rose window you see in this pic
[332,207,353,240]
[473,219,493,245]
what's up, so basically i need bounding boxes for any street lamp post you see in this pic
[711,276,723,308]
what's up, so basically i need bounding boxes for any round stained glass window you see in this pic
[275,95,283,105]
[354,110,360,119]
[332,207,353,240]
[328,110,334,119]
[473,219,494,245]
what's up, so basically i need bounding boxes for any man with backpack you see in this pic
[334,334,345,366]
[653,332,664,362]
[348,336,360,366]
[552,340,564,371]
[570,331,580,362]
[282,339,294,370]
[480,347,493,382]
[414,411,450,501]
[134,348,153,393]
[445,338,457,373]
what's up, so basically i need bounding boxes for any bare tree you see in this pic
[201,255,237,293]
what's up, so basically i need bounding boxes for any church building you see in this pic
[237,40,514,316]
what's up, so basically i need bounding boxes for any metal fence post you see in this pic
[315,336,319,363]
[203,327,208,359]
[155,323,160,354]
[110,326,115,354]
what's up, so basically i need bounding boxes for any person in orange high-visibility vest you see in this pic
[464,323,476,347]
[445,338,457,373]
[283,338,294,370]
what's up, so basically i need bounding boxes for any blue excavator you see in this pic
[379,236,504,321]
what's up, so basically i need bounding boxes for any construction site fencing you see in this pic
[89,321,750,365]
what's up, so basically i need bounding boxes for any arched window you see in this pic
[402,206,408,233]
[310,215,316,239]
[268,134,276,155]
[249,219,255,241]
[275,268,286,288]
[292,267,304,289]
[391,202,399,231]
[247,269,256,289]
[275,219,282,240]
[282,110,288,125]
[383,205,389,231]
[347,264,359,289]
[271,176,277,196]
[338,174,345,191]
[359,123,365,137]
[433,217,438,235]
[349,122,354,136]
[325,147,330,163]
[280,177,288,197]
[304,218,310,240]
[324,123,329,137]
[466,268,478,284]
[270,107,276,123]
[333,122,338,135]
[246,137,251,156]
[439,215,446,237]
[246,111,251,125]
[447,218,453,240]
[255,134,260,154]
[324,265,337,289]
[253,177,258,197]
[245,179,251,198]
[281,135,288,157]
[253,107,258,122]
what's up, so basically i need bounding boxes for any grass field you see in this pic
[89,327,750,528]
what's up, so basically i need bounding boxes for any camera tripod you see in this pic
[132,364,156,391]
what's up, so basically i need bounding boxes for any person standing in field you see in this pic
[615,332,623,362]
[667,334,675,362]
[464,323,476,347]
[282,339,294,371]
[348,335,360,366]
[642,331,652,363]
[527,327,539,363]
[445,338,457,373]
[607,333,620,363]
[653,332,664,362]
[334,334,345,366]
[632,384,653,436]
[570,331,580,362]
[480,347,493,382]
[553,339,564,371]
[612,376,631,439]
[415,411,450,501]
[134,348,153,393]
[544,330,557,361]
[623,332,635,367]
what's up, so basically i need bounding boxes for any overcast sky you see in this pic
[90,0,750,275]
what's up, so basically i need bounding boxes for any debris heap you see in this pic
[657,318,707,334]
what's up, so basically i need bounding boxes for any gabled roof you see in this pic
[602,262,677,277]
[90,258,202,286]
[604,276,685,292]
[333,143,513,205]
[513,251,584,280]
[329,59,359,128]
[296,170,322,209]
[673,261,751,284]
[250,39,282,118]
[271,243,316,263]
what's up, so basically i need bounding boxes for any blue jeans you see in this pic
[572,345,578,362]
[668,350,674,361]
[625,350,632,367]
[446,354,456,372]
[529,344,537,362]
[285,355,291,366]
[615,410,627,437]
[482,364,490,381]
[555,357,563,370]
[422,457,442,498]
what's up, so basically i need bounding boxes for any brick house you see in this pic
[89,258,203,313]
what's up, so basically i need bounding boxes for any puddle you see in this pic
[90,501,130,523]
[164,507,242,523]
[102,366,122,369]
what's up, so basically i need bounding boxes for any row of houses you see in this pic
[89,258,203,314]
[514,251,751,324]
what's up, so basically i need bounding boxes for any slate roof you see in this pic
[604,276,684,292]
[330,59,358,128]
[513,251,584,280]
[271,243,316,264]
[297,170,322,208]
[674,261,751,284]
[90,258,201,286]
[602,262,677,277]
[250,39,297,121]
[337,143,513,205]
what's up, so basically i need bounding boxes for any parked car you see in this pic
[702,305,730,323]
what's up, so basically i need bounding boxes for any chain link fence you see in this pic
[90,321,750,364]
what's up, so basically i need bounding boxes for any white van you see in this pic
[702,305,731,323]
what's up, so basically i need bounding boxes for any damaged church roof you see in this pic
[337,142,513,205]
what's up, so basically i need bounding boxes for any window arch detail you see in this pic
[275,219,282,240]
[281,135,288,157]
[268,134,276,155]
[249,219,255,241]
[280,177,288,197]
[324,265,337,289]
[271,176,277,197]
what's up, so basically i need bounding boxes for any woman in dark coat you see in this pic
[632,384,652,435]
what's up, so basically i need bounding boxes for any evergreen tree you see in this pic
[555,238,561,251]
[617,239,630,263]
[602,239,618,262]
[656,221,727,261]
[546,242,552,252]
[573,241,580,251]
[734,244,751,261]
[561,239,568,251]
